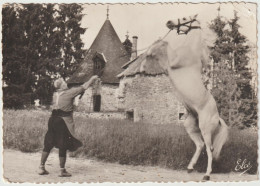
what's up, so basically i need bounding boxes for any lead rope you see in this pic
[119,29,172,59]
[138,29,172,52]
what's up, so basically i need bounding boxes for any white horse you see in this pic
[142,15,229,181]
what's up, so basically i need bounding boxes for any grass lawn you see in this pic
[3,109,258,174]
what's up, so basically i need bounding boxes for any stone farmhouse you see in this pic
[117,51,186,124]
[68,12,186,124]
[67,13,136,112]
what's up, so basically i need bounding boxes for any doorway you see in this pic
[93,94,101,112]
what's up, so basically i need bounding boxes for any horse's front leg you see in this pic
[183,114,204,173]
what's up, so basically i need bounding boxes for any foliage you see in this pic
[2,4,86,108]
[122,37,132,58]
[3,93,24,109]
[210,62,241,127]
[3,110,258,174]
[208,11,257,127]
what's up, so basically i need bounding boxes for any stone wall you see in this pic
[101,85,119,111]
[74,111,126,120]
[76,75,186,124]
[120,74,186,125]
[77,84,119,112]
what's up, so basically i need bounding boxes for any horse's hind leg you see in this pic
[199,113,219,181]
[183,114,204,172]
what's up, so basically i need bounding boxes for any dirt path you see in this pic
[3,149,258,183]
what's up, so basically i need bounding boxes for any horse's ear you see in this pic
[194,14,198,19]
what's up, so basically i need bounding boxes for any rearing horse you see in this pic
[142,15,228,181]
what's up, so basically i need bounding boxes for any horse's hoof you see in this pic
[202,175,210,181]
[187,169,193,173]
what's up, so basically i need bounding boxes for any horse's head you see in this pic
[166,14,200,35]
[165,14,211,68]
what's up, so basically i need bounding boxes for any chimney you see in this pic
[131,36,138,60]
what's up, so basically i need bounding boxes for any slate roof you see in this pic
[117,51,166,78]
[68,19,130,85]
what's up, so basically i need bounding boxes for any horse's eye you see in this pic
[183,17,186,20]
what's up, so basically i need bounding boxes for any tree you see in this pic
[209,11,257,128]
[54,4,86,79]
[122,35,132,58]
[2,4,86,108]
[228,11,253,99]
[2,4,36,108]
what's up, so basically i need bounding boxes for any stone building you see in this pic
[117,52,186,125]
[67,10,186,124]
[68,14,136,112]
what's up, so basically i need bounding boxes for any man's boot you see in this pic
[39,165,49,175]
[59,168,72,177]
[59,157,72,177]
[38,151,49,175]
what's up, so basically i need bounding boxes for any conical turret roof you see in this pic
[68,19,130,85]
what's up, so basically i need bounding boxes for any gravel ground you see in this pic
[3,149,258,183]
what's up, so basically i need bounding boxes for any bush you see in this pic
[3,94,25,109]
[239,98,258,128]
[3,110,258,174]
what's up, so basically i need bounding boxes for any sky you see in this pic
[80,3,257,51]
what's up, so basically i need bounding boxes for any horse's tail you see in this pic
[212,117,229,160]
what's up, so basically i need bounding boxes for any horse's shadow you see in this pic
[194,143,257,174]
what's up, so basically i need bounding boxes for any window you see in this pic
[179,113,185,120]
[94,60,101,70]
[126,110,134,121]
[178,103,186,121]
